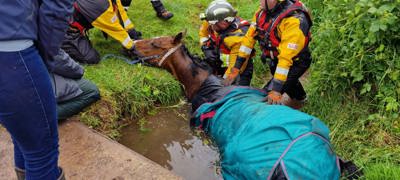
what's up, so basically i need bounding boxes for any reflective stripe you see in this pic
[124,19,131,27]
[220,54,229,67]
[111,14,117,23]
[200,37,209,44]
[275,67,289,76]
[122,36,131,47]
[239,45,252,55]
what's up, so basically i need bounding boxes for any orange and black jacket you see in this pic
[199,17,251,78]
[72,0,135,49]
[238,0,312,88]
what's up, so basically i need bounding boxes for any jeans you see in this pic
[0,46,61,179]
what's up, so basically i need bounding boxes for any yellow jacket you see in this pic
[238,7,311,82]
[77,0,135,49]
[199,20,250,78]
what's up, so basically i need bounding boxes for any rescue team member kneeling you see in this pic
[237,0,312,108]
[62,0,143,64]
[46,49,101,120]
[199,0,254,86]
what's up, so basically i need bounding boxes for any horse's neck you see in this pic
[169,52,209,100]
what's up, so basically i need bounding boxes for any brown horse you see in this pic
[131,32,353,179]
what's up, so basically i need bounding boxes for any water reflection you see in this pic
[119,104,221,180]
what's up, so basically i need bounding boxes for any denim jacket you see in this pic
[0,0,73,57]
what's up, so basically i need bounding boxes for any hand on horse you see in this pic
[264,91,283,105]
[222,68,239,86]
[123,45,140,58]
[128,28,142,40]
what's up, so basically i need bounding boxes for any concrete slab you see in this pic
[0,120,181,180]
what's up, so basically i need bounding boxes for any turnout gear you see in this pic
[63,0,140,63]
[199,16,253,86]
[202,0,237,24]
[238,0,312,100]
[151,0,174,20]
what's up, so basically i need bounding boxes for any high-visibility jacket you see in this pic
[199,18,251,78]
[72,0,135,49]
[238,0,312,83]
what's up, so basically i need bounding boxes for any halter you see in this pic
[157,43,183,66]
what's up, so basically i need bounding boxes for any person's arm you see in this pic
[222,34,244,79]
[47,49,84,79]
[272,16,308,84]
[199,21,210,45]
[38,0,74,59]
[91,4,134,49]
[235,9,260,70]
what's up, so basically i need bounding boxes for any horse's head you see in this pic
[133,31,185,67]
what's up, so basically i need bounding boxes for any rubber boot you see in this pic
[15,167,25,180]
[151,0,173,20]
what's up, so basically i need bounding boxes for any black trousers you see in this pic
[265,57,311,100]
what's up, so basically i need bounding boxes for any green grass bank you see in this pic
[76,0,399,178]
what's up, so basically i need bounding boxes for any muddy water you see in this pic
[119,104,221,180]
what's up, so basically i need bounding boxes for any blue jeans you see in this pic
[0,46,61,179]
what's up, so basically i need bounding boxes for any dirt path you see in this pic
[0,120,180,180]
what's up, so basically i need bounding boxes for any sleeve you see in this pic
[91,2,134,49]
[237,9,260,59]
[47,49,84,79]
[273,16,307,82]
[199,21,210,45]
[38,0,74,58]
[116,0,135,30]
[223,34,245,78]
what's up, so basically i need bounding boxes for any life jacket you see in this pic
[255,0,312,60]
[70,0,122,35]
[70,2,93,34]
[208,17,250,67]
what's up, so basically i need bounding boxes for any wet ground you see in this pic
[119,103,221,180]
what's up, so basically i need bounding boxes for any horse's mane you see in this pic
[180,45,212,77]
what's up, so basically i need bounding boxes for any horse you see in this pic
[131,32,342,179]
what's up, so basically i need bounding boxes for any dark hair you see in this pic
[180,45,212,77]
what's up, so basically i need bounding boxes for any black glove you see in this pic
[127,28,142,40]
[122,45,140,58]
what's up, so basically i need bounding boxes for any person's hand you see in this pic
[123,45,139,58]
[128,28,142,40]
[264,91,283,105]
[222,68,239,86]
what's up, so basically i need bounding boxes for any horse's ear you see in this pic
[173,29,187,44]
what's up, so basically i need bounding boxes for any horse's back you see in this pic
[193,87,340,179]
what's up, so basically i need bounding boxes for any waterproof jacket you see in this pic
[199,18,251,78]
[238,0,312,83]
[0,0,73,57]
[47,49,84,102]
[74,0,135,49]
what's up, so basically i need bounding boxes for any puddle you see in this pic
[119,103,221,180]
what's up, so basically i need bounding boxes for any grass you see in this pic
[74,0,399,178]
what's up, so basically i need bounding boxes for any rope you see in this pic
[101,54,160,65]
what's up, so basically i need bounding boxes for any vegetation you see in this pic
[76,0,399,178]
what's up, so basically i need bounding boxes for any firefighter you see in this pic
[199,0,254,86]
[62,0,143,64]
[237,0,312,108]
[121,0,173,20]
